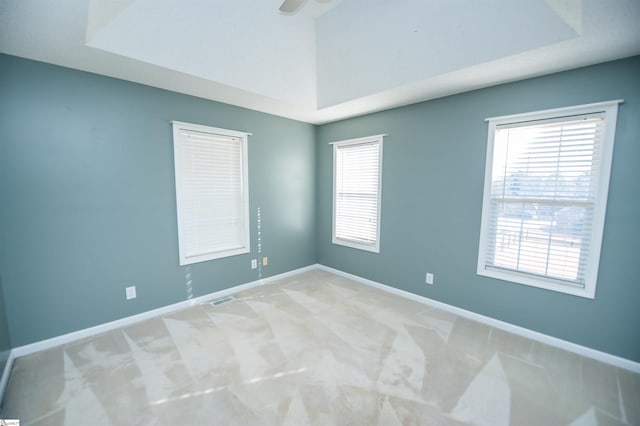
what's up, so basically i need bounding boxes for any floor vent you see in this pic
[210,296,236,307]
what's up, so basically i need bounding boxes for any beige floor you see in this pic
[1,269,639,425]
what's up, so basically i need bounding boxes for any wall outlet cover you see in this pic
[126,286,137,300]
[262,257,268,266]
[426,273,434,285]
[251,259,257,269]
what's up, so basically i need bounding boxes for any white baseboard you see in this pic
[316,264,640,374]
[11,265,317,359]
[0,349,15,408]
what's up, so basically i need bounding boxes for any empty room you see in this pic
[1,0,639,424]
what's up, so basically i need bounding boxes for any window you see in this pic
[332,135,384,252]
[477,100,621,298]
[172,121,250,265]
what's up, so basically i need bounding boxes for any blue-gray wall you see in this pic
[1,53,639,363]
[316,56,640,362]
[0,54,316,346]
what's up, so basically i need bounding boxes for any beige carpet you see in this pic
[2,269,638,425]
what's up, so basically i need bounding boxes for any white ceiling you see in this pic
[1,0,639,124]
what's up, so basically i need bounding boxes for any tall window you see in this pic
[477,101,621,298]
[332,135,384,253]
[172,121,250,265]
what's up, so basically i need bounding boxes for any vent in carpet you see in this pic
[210,296,236,307]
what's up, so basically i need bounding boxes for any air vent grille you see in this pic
[210,296,236,307]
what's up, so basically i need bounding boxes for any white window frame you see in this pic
[332,135,384,253]
[172,121,250,265]
[477,100,621,298]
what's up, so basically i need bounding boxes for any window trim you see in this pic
[172,121,251,265]
[331,134,384,253]
[477,100,622,299]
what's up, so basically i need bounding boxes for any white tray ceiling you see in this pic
[1,0,639,124]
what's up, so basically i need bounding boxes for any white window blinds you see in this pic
[332,135,383,253]
[478,101,620,298]
[172,122,250,265]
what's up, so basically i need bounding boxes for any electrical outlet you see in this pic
[262,257,268,266]
[426,273,434,285]
[251,259,257,269]
[126,286,137,300]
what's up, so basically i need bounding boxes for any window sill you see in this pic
[477,267,596,299]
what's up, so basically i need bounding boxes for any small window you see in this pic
[477,100,621,298]
[332,135,384,253]
[172,121,250,265]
